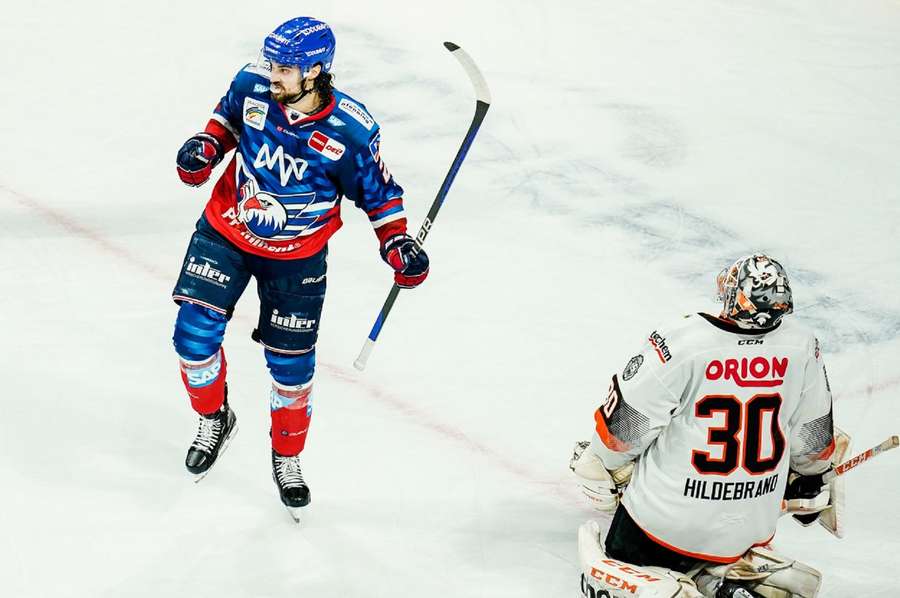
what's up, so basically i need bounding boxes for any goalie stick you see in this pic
[822,434,899,483]
[354,42,491,371]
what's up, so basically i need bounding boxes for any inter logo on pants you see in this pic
[270,309,316,332]
[185,257,231,287]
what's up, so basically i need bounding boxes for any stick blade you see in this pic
[443,41,491,104]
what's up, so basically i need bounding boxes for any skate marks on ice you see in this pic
[490,98,900,353]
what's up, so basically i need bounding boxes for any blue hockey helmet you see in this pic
[263,17,336,75]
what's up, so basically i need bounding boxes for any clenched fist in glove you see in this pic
[381,233,429,288]
[176,133,223,187]
[570,440,634,512]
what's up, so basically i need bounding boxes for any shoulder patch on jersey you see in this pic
[308,130,346,161]
[338,98,375,130]
[622,355,644,381]
[243,97,268,131]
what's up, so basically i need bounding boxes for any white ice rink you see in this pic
[2,1,899,596]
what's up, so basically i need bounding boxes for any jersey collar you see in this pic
[698,312,781,336]
[281,94,337,126]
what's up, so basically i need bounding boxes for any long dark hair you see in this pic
[312,70,335,108]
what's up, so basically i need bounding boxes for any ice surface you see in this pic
[1,1,898,596]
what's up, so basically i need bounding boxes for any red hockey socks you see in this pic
[270,381,312,456]
[179,349,228,415]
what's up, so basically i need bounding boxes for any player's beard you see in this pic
[270,80,310,105]
[270,83,297,104]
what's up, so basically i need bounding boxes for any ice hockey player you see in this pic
[170,17,429,519]
[571,254,848,597]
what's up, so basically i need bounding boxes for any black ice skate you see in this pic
[272,450,310,523]
[185,395,238,482]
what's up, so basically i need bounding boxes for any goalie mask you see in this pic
[716,254,793,329]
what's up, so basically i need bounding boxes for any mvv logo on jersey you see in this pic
[185,257,231,287]
[705,356,789,388]
[307,130,346,161]
[270,309,316,332]
[254,143,308,186]
[243,97,269,131]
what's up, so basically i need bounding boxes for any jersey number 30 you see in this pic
[691,394,785,476]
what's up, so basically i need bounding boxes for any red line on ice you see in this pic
[6,183,893,492]
[0,183,552,488]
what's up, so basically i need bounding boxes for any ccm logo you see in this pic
[706,357,788,387]
[308,131,346,161]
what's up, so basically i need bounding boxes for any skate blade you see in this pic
[192,421,240,483]
[285,505,303,524]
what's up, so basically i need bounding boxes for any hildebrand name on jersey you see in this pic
[591,313,834,562]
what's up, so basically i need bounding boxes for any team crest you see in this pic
[234,167,319,241]
[243,97,269,131]
[622,355,644,381]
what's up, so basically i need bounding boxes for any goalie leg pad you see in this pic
[578,520,702,597]
[697,546,822,598]
[818,427,851,538]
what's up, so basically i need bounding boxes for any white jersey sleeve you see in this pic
[790,337,836,475]
[590,325,689,470]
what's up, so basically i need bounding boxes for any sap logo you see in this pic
[254,143,308,186]
[270,309,316,331]
[338,98,374,130]
[326,115,345,127]
[648,331,672,364]
[186,362,221,388]
[738,339,764,346]
[185,257,231,285]
[302,274,326,285]
[253,83,270,94]
[308,130,346,161]
[706,357,789,388]
[243,97,269,131]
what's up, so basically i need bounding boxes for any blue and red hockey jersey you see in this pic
[199,63,407,259]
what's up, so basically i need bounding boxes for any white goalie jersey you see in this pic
[591,313,835,562]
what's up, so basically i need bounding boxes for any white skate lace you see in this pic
[274,454,306,488]
[191,414,222,452]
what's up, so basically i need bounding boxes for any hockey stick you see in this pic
[353,42,491,371]
[822,434,899,483]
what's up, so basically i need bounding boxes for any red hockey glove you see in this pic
[176,133,223,187]
[380,233,429,289]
